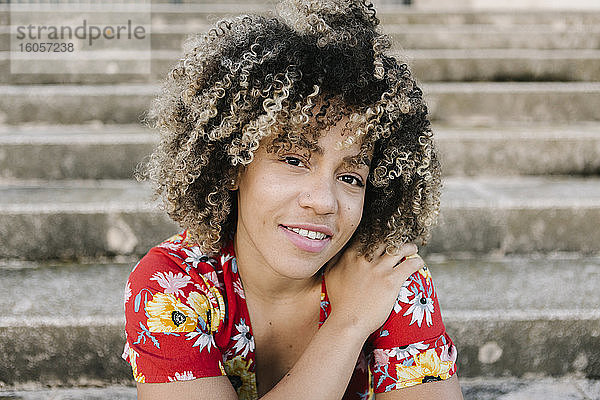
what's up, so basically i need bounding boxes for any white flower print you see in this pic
[441,344,457,363]
[393,281,412,313]
[124,281,132,306]
[183,247,216,269]
[220,253,233,266]
[373,349,390,367]
[388,341,429,360]
[121,340,130,361]
[403,292,434,327]
[203,271,223,289]
[232,319,255,357]
[150,271,191,296]
[186,330,216,353]
[233,278,245,299]
[168,371,196,381]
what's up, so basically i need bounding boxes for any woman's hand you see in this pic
[324,242,424,338]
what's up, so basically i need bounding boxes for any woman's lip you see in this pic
[280,223,334,237]
[279,225,332,253]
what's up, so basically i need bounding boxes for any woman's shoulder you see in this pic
[122,232,237,384]
[129,231,233,284]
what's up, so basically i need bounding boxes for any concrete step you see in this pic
[3,4,600,27]
[432,176,600,255]
[2,82,600,125]
[385,24,600,50]
[144,5,600,27]
[6,23,598,55]
[45,24,590,52]
[408,49,600,82]
[435,124,600,176]
[0,177,599,259]
[0,84,156,125]
[376,8,600,26]
[0,125,156,180]
[423,82,600,125]
[4,49,600,84]
[0,256,598,385]
[2,124,599,180]
[1,379,600,400]
[0,180,178,260]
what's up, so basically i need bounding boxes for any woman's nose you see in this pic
[298,179,338,215]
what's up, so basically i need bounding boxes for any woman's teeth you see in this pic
[286,226,328,240]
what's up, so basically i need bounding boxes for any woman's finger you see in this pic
[386,242,418,259]
[393,254,425,277]
[371,242,418,270]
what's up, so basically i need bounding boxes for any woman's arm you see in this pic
[376,374,463,400]
[137,243,424,400]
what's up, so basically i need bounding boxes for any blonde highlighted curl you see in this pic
[141,0,442,258]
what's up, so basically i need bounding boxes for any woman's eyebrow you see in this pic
[342,154,371,168]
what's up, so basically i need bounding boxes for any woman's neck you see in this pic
[233,233,322,307]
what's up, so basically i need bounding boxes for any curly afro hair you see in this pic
[142,0,442,258]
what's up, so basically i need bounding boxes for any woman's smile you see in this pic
[279,223,333,253]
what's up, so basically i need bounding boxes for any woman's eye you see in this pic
[339,174,364,187]
[283,156,305,167]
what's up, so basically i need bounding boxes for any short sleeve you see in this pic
[122,247,227,383]
[368,265,458,393]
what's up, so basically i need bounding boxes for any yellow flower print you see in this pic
[128,347,146,383]
[187,291,222,333]
[395,349,453,389]
[146,293,198,332]
[223,355,257,400]
[419,265,432,283]
[194,275,226,332]
[165,232,184,243]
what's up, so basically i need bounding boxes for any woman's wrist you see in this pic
[323,312,372,344]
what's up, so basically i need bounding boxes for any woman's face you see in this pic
[235,118,370,281]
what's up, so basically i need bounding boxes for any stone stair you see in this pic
[2,256,599,387]
[1,2,599,397]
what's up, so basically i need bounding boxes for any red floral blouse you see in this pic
[123,231,457,399]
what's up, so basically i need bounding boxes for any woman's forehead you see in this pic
[263,124,372,167]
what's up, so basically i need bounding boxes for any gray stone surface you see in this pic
[4,3,600,28]
[4,49,600,84]
[435,124,600,176]
[407,49,600,82]
[376,9,600,26]
[1,379,599,399]
[2,82,600,125]
[126,25,600,51]
[145,5,600,27]
[2,255,600,320]
[428,176,600,254]
[0,125,156,180]
[0,84,157,125]
[1,177,599,259]
[0,180,178,260]
[0,386,137,400]
[423,82,600,124]
[2,124,599,179]
[460,378,600,400]
[0,256,599,384]
[0,255,600,384]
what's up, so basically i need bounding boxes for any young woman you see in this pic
[123,0,463,398]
